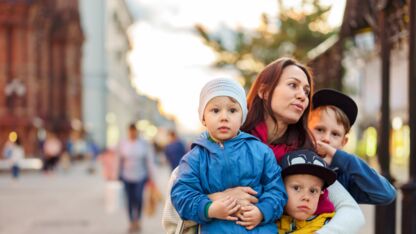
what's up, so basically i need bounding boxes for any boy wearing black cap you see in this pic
[308,89,396,204]
[277,149,337,233]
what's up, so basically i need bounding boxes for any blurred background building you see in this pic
[0,0,83,157]
[80,0,173,149]
[0,0,174,157]
[309,0,410,180]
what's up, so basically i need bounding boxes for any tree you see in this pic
[195,0,337,89]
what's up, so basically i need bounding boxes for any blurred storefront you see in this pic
[309,0,410,173]
[0,0,83,157]
[80,0,174,149]
[309,0,414,232]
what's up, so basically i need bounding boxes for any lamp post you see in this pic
[375,5,396,234]
[4,79,26,110]
[401,0,416,233]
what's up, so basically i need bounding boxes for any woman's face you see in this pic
[269,65,310,124]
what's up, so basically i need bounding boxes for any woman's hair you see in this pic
[241,57,315,148]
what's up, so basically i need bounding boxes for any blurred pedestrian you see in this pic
[163,129,187,170]
[100,148,118,181]
[42,131,62,174]
[118,123,156,233]
[7,137,25,179]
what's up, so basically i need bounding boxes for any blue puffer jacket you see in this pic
[171,131,287,234]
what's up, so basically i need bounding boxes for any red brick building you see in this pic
[0,0,83,157]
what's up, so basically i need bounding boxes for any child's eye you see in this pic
[331,132,340,137]
[315,127,324,133]
[229,108,238,113]
[293,185,301,192]
[211,108,220,113]
[310,188,320,195]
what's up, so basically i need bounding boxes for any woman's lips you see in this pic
[292,103,304,112]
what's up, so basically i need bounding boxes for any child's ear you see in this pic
[202,117,207,127]
[341,135,349,147]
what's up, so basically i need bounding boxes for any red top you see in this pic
[250,121,335,214]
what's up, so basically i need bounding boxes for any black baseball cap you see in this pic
[281,149,336,189]
[312,89,358,126]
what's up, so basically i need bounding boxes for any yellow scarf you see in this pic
[277,212,335,234]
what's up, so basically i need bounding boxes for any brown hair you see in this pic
[312,105,351,134]
[241,57,314,148]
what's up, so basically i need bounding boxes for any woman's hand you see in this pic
[208,186,258,205]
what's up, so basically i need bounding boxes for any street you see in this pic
[0,160,401,234]
[0,161,170,234]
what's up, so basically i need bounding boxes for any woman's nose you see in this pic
[296,89,307,101]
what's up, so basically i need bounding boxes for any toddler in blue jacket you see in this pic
[171,78,287,233]
[308,89,396,204]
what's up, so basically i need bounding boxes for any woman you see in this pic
[163,58,364,233]
[118,123,155,233]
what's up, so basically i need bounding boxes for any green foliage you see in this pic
[195,0,337,89]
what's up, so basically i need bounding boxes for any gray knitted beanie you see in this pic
[198,78,247,124]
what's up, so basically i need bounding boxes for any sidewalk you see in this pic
[0,161,171,234]
[1,159,398,234]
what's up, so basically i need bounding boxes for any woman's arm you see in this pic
[331,149,396,204]
[316,181,365,234]
[162,167,198,234]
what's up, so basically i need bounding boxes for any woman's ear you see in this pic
[258,85,267,99]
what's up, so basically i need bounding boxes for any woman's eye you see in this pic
[304,88,310,96]
[288,83,297,88]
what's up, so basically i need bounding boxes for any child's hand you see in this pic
[236,204,263,230]
[208,196,240,221]
[234,199,251,217]
[316,141,336,165]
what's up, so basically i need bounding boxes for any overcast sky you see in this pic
[125,0,345,134]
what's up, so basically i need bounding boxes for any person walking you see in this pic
[42,131,62,174]
[118,123,155,233]
[7,137,25,179]
[163,130,187,170]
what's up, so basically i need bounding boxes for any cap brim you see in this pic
[282,164,337,188]
[312,89,358,126]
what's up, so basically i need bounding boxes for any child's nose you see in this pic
[321,133,330,144]
[301,194,310,202]
[220,111,229,120]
